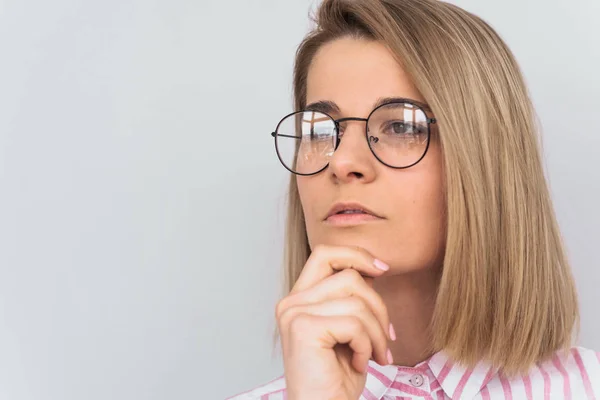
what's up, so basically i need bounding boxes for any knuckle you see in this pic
[351,244,364,253]
[371,291,389,318]
[349,268,364,284]
[377,331,389,351]
[340,267,361,281]
[349,244,368,257]
[275,298,287,320]
[288,312,313,335]
[346,295,366,312]
[340,268,363,288]
[377,297,389,318]
[346,315,363,333]
[277,305,298,331]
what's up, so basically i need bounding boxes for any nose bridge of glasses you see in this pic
[334,116,368,139]
[335,116,368,125]
[331,116,371,158]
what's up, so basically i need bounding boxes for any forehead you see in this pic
[306,38,425,114]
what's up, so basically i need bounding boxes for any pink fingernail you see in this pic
[389,323,396,341]
[373,259,389,271]
[387,348,394,365]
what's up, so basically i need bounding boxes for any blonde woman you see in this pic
[228,0,599,399]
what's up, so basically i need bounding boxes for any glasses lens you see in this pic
[367,102,430,168]
[275,111,336,174]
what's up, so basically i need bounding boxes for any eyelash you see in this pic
[336,121,425,135]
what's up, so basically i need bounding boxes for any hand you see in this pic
[276,245,395,400]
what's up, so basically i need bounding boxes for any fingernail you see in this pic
[389,323,396,341]
[387,348,394,365]
[373,259,389,271]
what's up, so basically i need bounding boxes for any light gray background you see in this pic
[0,0,598,399]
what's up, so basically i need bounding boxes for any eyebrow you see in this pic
[305,96,431,114]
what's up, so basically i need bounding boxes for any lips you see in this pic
[325,202,382,220]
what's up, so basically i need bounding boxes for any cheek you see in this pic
[296,177,319,223]
[389,143,446,245]
[416,144,445,223]
[296,178,320,248]
[394,141,444,204]
[414,144,446,259]
[296,178,309,213]
[428,143,446,211]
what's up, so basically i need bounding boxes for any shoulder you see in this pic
[537,346,600,398]
[538,346,600,379]
[490,346,600,399]
[552,346,599,376]
[481,346,600,399]
[225,375,287,400]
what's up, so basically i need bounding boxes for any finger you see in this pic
[316,314,374,374]
[291,244,390,294]
[284,313,374,374]
[278,268,393,341]
[279,297,390,367]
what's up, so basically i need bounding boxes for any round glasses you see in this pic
[271,99,437,176]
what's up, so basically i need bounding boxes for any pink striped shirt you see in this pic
[227,346,600,399]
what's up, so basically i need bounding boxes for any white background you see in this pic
[0,1,598,399]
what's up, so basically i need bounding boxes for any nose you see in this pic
[327,120,377,183]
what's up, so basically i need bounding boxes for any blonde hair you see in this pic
[274,0,579,378]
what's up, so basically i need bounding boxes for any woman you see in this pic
[228,0,599,398]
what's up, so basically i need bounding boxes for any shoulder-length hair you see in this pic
[275,0,579,377]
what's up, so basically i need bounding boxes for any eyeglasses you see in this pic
[270,98,437,176]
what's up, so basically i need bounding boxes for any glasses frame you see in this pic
[270,98,437,176]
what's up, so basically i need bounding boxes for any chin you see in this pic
[313,234,391,257]
[311,234,443,271]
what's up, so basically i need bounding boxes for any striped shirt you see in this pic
[227,346,600,399]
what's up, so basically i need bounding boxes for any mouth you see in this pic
[324,202,383,225]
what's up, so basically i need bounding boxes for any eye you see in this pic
[385,121,410,134]
[385,121,426,135]
[309,128,333,141]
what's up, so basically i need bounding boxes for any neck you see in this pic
[373,267,440,367]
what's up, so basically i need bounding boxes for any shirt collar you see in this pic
[364,350,499,400]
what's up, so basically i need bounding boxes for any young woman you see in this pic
[228,0,599,398]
